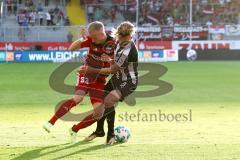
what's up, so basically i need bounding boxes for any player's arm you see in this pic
[96,44,132,75]
[103,64,121,74]
[68,39,83,51]
[79,63,121,75]
[68,28,88,51]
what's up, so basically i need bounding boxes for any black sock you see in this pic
[95,114,106,133]
[106,107,116,136]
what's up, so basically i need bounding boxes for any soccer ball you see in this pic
[186,49,198,61]
[114,125,131,143]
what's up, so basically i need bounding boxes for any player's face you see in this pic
[117,35,131,44]
[89,30,106,44]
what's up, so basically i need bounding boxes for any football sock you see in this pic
[95,107,116,133]
[106,107,116,136]
[72,114,96,133]
[95,113,106,133]
[49,99,77,125]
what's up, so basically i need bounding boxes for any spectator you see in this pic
[22,14,29,31]
[206,20,213,26]
[94,7,103,21]
[13,0,18,15]
[87,5,94,22]
[64,17,70,26]
[29,11,36,26]
[17,10,26,26]
[46,11,51,26]
[54,6,64,24]
[110,6,117,23]
[166,14,174,26]
[38,10,45,26]
[37,2,43,12]
[6,0,13,15]
[67,32,73,42]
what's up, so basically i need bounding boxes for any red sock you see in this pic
[49,99,77,125]
[72,114,96,133]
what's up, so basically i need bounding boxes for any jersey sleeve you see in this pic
[80,37,92,48]
[115,43,132,68]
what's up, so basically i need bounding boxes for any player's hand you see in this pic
[80,28,88,39]
[78,65,88,74]
[101,54,113,62]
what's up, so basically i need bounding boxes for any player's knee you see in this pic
[104,98,115,108]
[93,103,104,120]
[72,95,84,104]
[93,110,104,120]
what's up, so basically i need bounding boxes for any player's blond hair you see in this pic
[88,21,105,32]
[115,21,136,37]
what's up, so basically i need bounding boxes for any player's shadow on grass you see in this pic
[11,141,95,160]
[49,144,116,160]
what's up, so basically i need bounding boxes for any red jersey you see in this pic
[80,34,115,83]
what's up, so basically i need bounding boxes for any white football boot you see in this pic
[43,122,53,133]
[69,128,77,144]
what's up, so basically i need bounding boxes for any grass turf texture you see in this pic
[0,62,240,160]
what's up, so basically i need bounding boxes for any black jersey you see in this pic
[112,41,138,85]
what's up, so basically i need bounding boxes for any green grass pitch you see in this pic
[0,62,240,160]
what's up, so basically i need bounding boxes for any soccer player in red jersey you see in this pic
[43,21,115,143]
[80,21,138,145]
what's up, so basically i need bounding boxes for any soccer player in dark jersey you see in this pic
[43,21,116,143]
[79,21,138,144]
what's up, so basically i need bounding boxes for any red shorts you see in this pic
[75,74,106,104]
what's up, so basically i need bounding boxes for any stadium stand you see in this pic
[1,0,69,42]
[0,0,240,42]
[84,0,240,26]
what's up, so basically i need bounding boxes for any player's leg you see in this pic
[104,81,137,145]
[43,89,87,133]
[85,108,116,141]
[104,90,122,108]
[49,90,86,125]
[105,107,116,144]
[85,81,115,141]
[69,102,104,143]
[71,102,104,131]
[103,89,122,144]
[69,84,105,143]
[84,110,106,141]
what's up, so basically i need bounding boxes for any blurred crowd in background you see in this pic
[1,0,240,42]
[84,0,240,26]
[5,0,69,27]
[3,0,240,27]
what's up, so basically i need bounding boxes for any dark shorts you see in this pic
[103,78,138,101]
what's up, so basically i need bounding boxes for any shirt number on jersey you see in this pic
[77,76,89,85]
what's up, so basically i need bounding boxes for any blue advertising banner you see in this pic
[152,50,164,58]
[0,50,179,63]
[139,50,166,62]
[0,52,6,62]
[14,50,88,62]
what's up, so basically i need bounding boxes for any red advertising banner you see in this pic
[173,26,209,40]
[172,41,233,50]
[0,42,71,51]
[1,41,172,51]
[138,41,172,50]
